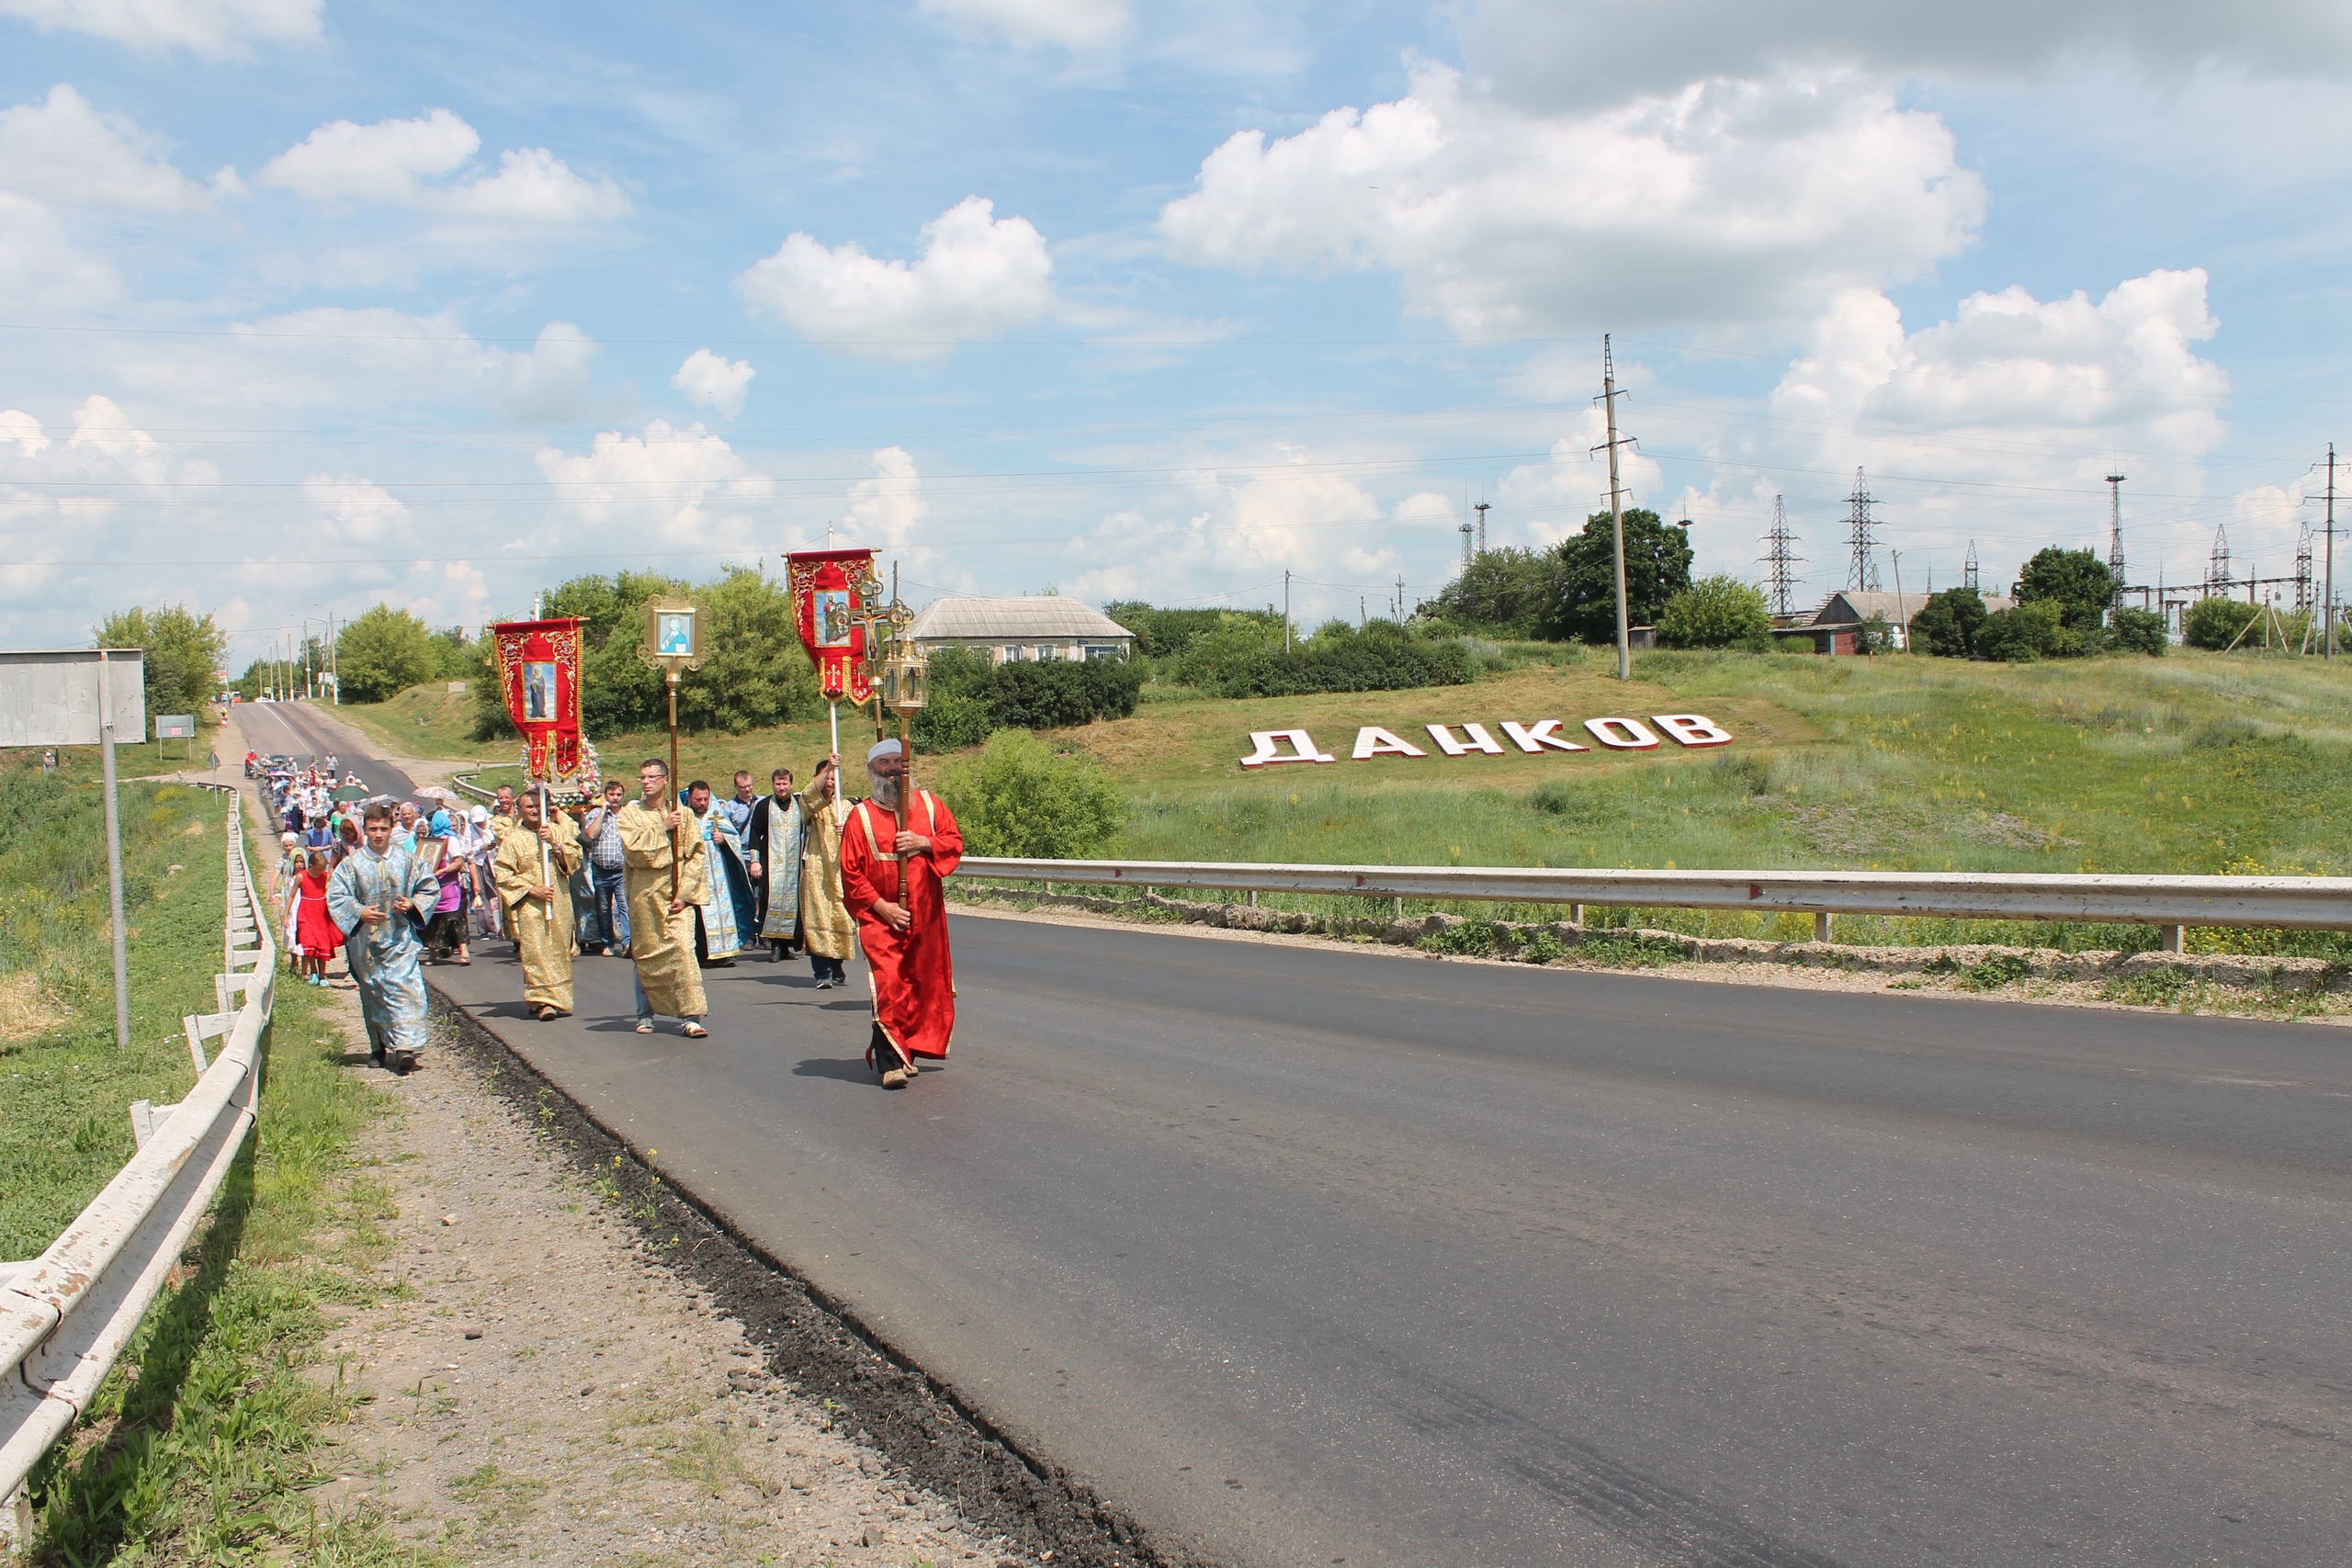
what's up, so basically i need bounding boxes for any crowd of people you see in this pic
[259,740,960,1088]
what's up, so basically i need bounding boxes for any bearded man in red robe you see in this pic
[840,738,965,1089]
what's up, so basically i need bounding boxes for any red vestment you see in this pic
[840,790,963,1060]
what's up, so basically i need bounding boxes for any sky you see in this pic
[5,0,2352,665]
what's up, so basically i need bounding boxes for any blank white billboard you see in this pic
[0,650,147,749]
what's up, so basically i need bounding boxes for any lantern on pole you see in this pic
[636,596,706,902]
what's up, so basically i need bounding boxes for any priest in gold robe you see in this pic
[618,758,709,1037]
[492,786,582,1021]
[797,754,857,988]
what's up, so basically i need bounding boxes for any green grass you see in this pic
[320,684,496,763]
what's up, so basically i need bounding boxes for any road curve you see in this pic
[312,715,2352,1565]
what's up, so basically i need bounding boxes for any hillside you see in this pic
[374,646,2352,882]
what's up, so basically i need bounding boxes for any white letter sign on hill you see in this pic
[1654,714,1733,747]
[1425,722,1505,756]
[1239,728,1336,767]
[1352,727,1427,760]
[1583,716,1661,750]
[1499,720,1589,753]
[1238,715,1731,770]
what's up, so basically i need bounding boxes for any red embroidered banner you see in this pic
[786,548,876,702]
[491,617,587,780]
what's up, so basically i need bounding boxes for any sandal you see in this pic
[635,1020,655,1034]
[682,1021,708,1038]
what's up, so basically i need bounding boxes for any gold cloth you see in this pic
[618,797,707,1019]
[797,795,856,961]
[491,813,582,1012]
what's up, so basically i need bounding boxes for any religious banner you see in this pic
[786,547,877,703]
[492,617,587,780]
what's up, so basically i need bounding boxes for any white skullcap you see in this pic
[866,739,902,764]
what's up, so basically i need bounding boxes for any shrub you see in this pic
[2017,546,2115,630]
[2109,606,2168,655]
[936,730,1125,859]
[1173,620,1472,698]
[1656,577,1771,649]
[1973,601,2064,662]
[334,604,440,703]
[1532,510,1694,644]
[1420,548,1563,639]
[913,651,1141,749]
[1909,587,1987,658]
[2182,596,2263,650]
[94,604,230,715]
[1102,603,1283,660]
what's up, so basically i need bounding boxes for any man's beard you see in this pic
[869,773,902,808]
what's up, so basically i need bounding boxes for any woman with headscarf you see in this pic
[459,804,504,942]
[415,820,474,964]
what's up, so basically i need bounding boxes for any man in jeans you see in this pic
[582,777,631,957]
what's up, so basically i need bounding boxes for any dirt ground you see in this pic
[302,977,1037,1568]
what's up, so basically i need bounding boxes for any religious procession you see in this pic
[264,549,960,1090]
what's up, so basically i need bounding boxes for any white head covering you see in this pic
[469,804,491,823]
[866,738,902,765]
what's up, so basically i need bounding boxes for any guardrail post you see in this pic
[1568,902,1582,926]
[1815,911,1834,943]
[2162,924,2186,953]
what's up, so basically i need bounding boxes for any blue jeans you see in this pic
[633,973,703,1026]
[592,863,629,953]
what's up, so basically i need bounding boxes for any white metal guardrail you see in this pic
[959,857,2352,944]
[0,785,269,1535]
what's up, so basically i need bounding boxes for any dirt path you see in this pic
[301,979,1027,1566]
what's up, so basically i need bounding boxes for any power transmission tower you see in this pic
[1963,540,1980,592]
[1591,333,1636,681]
[1395,573,1406,621]
[2105,473,2128,609]
[1759,495,1804,617]
[1458,521,1474,573]
[1474,501,1489,558]
[2206,524,2233,598]
[2295,522,2314,614]
[1844,468,1881,592]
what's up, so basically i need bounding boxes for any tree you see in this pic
[2109,606,2168,656]
[1909,587,1988,658]
[334,605,439,702]
[1533,511,1694,644]
[2017,547,2115,630]
[1656,577,1771,649]
[2182,596,2263,650]
[93,604,230,716]
[1423,547,1564,638]
[1973,601,2064,662]
[937,730,1125,859]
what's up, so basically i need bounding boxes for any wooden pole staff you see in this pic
[667,671,683,906]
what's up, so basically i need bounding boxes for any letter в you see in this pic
[1654,714,1733,748]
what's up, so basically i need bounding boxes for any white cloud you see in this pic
[226,310,604,422]
[842,446,934,562]
[0,396,218,604]
[1496,412,1669,547]
[258,110,627,222]
[301,473,408,544]
[0,85,228,212]
[0,192,117,310]
[918,0,1127,49]
[0,0,320,58]
[533,421,775,550]
[738,196,1054,363]
[1458,0,2352,111]
[1159,62,1984,338]
[671,348,754,417]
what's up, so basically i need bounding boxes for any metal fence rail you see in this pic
[0,785,269,1532]
[959,857,2352,942]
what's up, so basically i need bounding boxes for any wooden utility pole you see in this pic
[1594,334,1634,681]
[2327,444,2338,660]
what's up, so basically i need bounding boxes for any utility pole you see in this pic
[1283,570,1292,654]
[1963,540,1980,592]
[1844,468,1881,592]
[2326,444,2338,660]
[1593,333,1634,681]
[1759,494,1803,618]
[1890,549,1905,650]
[1395,573,1405,621]
[1359,596,1366,629]
[2106,473,2128,611]
[2296,523,2314,615]
[1474,501,1489,558]
[2207,524,2233,599]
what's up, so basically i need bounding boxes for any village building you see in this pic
[910,596,1136,666]
[1772,589,2018,655]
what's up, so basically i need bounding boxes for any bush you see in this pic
[93,604,230,715]
[334,604,440,703]
[911,649,1141,750]
[2109,606,2168,655]
[1101,603,1281,660]
[1973,601,2064,661]
[2182,596,2264,650]
[1420,548,1563,639]
[2016,546,2115,630]
[1532,510,1695,644]
[1656,577,1771,649]
[937,730,1125,859]
[1909,587,1987,658]
[1175,620,1473,699]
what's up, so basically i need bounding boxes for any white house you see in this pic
[910,597,1136,666]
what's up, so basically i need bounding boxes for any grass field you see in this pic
[305,683,487,762]
[368,645,2352,953]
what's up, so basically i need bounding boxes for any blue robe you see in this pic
[699,807,757,959]
[329,843,440,1059]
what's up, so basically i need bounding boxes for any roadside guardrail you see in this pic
[958,858,2352,950]
[0,784,269,1538]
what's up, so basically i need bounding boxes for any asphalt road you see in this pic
[232,700,417,802]
[289,710,2352,1565]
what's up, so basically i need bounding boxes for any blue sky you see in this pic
[4,0,2350,664]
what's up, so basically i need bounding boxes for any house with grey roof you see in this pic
[1771,588,2018,653]
[910,597,1136,665]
